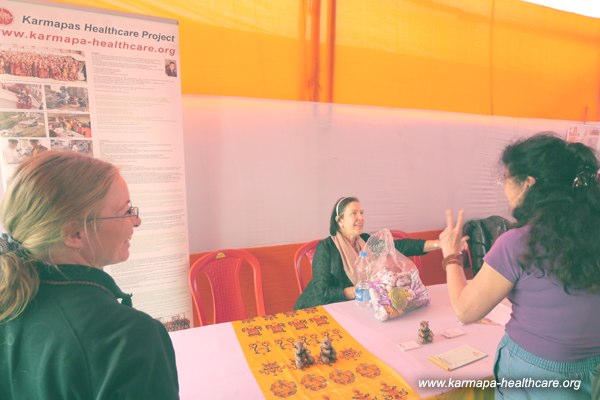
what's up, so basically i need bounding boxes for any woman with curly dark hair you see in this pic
[439,133,600,399]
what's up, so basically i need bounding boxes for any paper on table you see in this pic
[398,341,421,351]
[428,344,487,371]
[480,301,512,326]
[441,328,465,338]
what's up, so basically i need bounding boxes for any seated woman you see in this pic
[295,196,441,309]
[0,151,179,399]
[439,133,600,399]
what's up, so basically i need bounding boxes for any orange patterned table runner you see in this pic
[232,306,419,399]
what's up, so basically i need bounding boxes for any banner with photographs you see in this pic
[566,123,600,152]
[0,0,191,330]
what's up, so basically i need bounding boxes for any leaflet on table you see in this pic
[429,344,487,371]
[479,301,511,326]
[441,328,465,338]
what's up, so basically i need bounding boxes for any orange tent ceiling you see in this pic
[52,0,600,121]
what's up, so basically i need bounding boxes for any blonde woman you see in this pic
[0,151,179,399]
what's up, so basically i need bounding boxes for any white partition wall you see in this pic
[183,95,575,253]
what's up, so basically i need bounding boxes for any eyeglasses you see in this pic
[496,174,506,187]
[496,171,512,187]
[94,203,140,220]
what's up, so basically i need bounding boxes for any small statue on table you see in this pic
[294,341,315,369]
[319,337,337,365]
[418,320,434,344]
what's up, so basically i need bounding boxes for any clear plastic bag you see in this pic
[364,229,430,321]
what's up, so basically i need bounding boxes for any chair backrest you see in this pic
[389,229,423,271]
[293,239,320,294]
[189,249,266,326]
[462,245,474,279]
[462,216,511,275]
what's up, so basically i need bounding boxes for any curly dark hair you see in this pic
[502,132,600,293]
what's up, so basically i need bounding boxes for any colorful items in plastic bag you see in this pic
[364,229,430,321]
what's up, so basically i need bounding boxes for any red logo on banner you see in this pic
[0,8,14,25]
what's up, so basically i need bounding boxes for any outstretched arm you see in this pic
[440,209,513,323]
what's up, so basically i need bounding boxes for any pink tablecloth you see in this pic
[169,284,510,399]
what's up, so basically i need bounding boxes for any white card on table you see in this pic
[398,341,421,351]
[441,328,466,338]
[429,344,487,371]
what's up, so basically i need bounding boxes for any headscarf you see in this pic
[331,232,365,285]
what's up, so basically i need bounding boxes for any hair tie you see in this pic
[572,165,597,189]
[0,233,28,258]
[335,197,347,216]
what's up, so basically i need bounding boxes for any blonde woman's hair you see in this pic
[0,151,119,322]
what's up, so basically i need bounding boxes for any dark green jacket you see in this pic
[0,263,179,400]
[294,233,426,310]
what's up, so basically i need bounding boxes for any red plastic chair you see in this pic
[293,239,320,294]
[389,230,424,271]
[189,249,266,326]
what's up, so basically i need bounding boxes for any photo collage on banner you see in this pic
[0,1,191,331]
[566,123,600,153]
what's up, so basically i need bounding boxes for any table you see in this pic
[170,284,511,399]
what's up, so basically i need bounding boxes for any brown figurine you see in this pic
[294,341,315,369]
[319,337,337,365]
[418,320,434,344]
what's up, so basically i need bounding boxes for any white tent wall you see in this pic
[183,95,575,253]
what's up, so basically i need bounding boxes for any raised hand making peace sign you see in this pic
[439,209,468,258]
